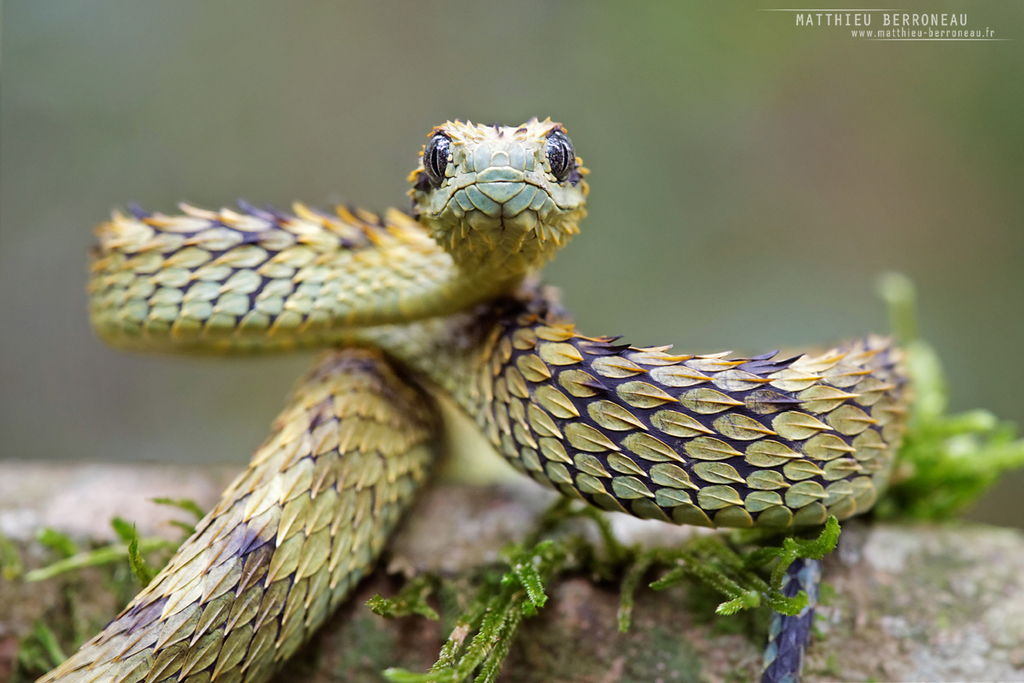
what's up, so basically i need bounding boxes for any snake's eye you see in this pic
[545,130,575,182]
[423,133,451,186]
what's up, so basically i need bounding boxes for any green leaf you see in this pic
[151,497,206,521]
[875,274,1024,521]
[32,621,67,668]
[168,520,197,537]
[24,537,175,582]
[35,528,78,558]
[618,551,657,632]
[875,272,919,345]
[111,516,135,543]
[383,668,446,682]
[127,525,156,586]
[0,533,23,580]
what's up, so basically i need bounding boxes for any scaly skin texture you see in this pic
[44,119,908,683]
[87,204,516,353]
[364,289,906,529]
[40,350,437,683]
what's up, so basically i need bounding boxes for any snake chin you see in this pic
[429,200,585,273]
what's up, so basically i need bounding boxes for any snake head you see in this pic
[409,118,588,275]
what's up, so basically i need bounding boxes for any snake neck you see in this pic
[87,204,530,354]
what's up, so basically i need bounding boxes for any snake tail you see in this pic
[38,349,438,683]
[760,558,822,683]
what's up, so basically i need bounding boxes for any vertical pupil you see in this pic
[546,133,573,180]
[426,135,449,184]
[551,146,564,171]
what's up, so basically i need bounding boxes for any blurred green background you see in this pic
[2,2,1022,528]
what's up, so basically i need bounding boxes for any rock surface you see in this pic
[2,461,1023,683]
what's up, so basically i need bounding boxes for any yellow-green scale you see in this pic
[371,288,907,530]
[37,351,438,683]
[87,204,520,354]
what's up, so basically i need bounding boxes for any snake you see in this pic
[39,118,908,683]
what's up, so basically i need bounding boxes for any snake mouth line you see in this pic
[437,179,569,222]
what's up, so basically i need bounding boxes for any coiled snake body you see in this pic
[42,119,908,683]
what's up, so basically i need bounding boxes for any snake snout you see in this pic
[475,182,525,206]
[473,160,532,216]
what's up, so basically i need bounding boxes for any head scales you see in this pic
[409,118,588,276]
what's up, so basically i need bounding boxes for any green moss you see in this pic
[9,500,201,682]
[874,274,1024,521]
[368,574,441,621]
[375,502,836,682]
[9,559,139,683]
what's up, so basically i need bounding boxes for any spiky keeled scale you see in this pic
[86,203,516,354]
[37,350,437,683]
[387,290,907,529]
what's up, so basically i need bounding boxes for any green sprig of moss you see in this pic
[875,273,1024,520]
[10,501,201,682]
[375,499,837,682]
